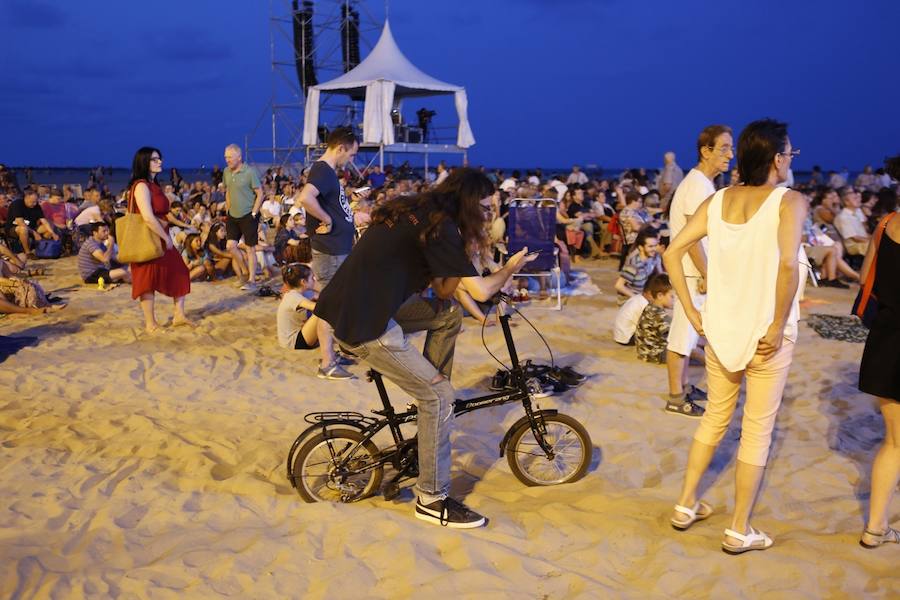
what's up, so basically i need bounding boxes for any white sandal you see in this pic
[860,527,900,549]
[722,526,773,554]
[671,501,713,530]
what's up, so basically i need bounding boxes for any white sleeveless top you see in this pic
[702,187,801,371]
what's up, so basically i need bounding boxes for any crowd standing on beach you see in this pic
[1,122,899,546]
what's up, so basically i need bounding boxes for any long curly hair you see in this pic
[370,167,494,253]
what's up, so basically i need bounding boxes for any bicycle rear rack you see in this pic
[303,411,380,427]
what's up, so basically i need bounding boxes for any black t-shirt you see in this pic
[567,201,591,219]
[6,199,45,231]
[315,206,478,345]
[307,161,354,255]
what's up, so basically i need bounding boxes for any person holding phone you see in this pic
[314,168,535,528]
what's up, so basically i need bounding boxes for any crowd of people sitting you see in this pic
[1,156,897,327]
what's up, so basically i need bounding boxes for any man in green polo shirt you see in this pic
[223,143,263,290]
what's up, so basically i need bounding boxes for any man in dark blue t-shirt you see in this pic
[297,127,364,380]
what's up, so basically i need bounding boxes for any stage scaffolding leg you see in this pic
[379,145,384,169]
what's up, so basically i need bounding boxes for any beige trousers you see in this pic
[694,340,795,467]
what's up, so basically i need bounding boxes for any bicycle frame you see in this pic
[290,307,557,491]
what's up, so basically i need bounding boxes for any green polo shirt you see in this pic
[223,164,261,218]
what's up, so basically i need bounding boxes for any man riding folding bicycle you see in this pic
[315,168,535,528]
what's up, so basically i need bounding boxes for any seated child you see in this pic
[612,273,669,345]
[634,274,674,363]
[181,233,213,281]
[277,262,320,351]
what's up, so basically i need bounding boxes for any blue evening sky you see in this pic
[2,0,899,173]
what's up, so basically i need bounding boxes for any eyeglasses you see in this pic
[779,149,800,159]
[707,145,734,156]
[150,157,163,162]
[479,204,493,215]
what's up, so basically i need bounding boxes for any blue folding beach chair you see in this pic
[505,199,563,310]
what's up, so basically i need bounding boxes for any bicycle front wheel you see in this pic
[293,428,383,503]
[506,413,591,486]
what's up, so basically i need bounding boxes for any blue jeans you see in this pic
[335,296,462,503]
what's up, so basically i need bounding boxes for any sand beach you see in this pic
[0,257,896,598]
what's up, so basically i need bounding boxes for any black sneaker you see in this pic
[665,400,705,418]
[685,385,708,403]
[415,496,486,529]
[559,366,587,383]
[550,366,583,387]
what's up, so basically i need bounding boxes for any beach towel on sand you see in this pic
[806,313,868,343]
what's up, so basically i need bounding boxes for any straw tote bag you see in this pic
[116,180,164,263]
[851,212,896,328]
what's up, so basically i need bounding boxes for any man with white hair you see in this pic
[223,143,263,290]
[659,151,685,203]
[566,165,588,186]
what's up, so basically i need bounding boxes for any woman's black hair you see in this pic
[736,119,788,186]
[129,146,162,188]
[884,155,900,181]
[370,167,494,253]
[282,262,311,288]
[205,222,226,250]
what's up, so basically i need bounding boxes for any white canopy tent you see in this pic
[302,20,475,150]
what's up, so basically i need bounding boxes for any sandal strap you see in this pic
[865,527,900,542]
[673,504,698,518]
[724,526,762,545]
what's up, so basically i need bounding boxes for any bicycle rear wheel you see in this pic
[506,413,591,486]
[293,428,383,503]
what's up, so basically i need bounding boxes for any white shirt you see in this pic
[703,187,801,371]
[434,170,449,186]
[499,177,517,192]
[74,205,102,226]
[566,171,588,186]
[277,290,311,349]
[613,294,649,344]
[549,179,568,201]
[261,198,283,219]
[834,207,868,240]
[668,168,715,277]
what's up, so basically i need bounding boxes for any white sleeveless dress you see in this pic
[702,187,802,372]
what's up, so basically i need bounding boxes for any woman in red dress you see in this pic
[128,146,193,333]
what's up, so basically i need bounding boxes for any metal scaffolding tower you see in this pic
[245,0,380,169]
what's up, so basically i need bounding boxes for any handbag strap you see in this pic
[127,179,148,214]
[857,212,897,314]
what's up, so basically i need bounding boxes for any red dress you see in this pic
[129,180,191,300]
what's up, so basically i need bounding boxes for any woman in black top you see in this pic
[858,156,900,549]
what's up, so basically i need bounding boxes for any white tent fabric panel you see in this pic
[301,20,475,149]
[454,90,475,148]
[302,88,321,146]
[361,81,396,146]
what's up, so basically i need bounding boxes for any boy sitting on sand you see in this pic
[635,273,673,364]
[613,273,669,345]
[276,262,320,352]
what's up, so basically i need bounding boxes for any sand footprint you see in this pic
[113,503,149,529]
